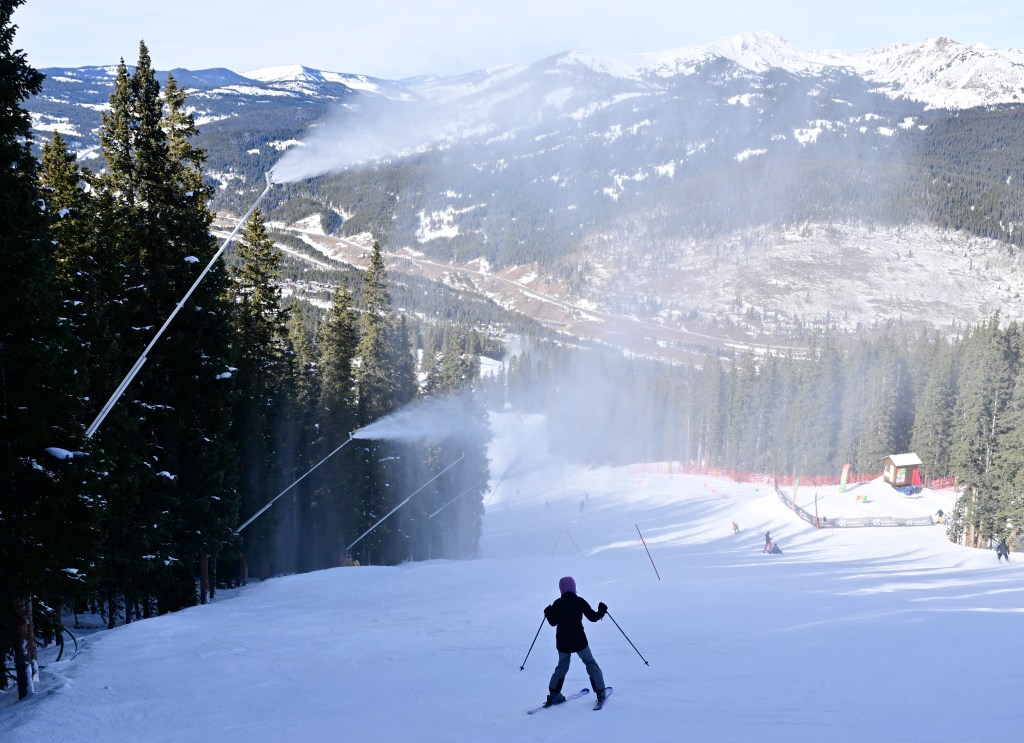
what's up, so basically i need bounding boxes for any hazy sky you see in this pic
[12,0,1024,79]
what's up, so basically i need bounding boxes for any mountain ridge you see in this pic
[34,32,1024,111]
[24,31,1024,361]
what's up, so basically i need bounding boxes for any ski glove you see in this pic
[544,605,554,621]
[598,602,608,617]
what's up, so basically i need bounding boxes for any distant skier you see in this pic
[542,576,609,707]
[996,538,1010,561]
[764,530,772,552]
[732,520,741,533]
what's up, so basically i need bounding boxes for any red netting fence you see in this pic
[625,462,958,491]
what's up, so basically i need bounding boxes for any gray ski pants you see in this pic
[549,645,605,694]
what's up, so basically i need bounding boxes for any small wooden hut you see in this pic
[883,453,922,488]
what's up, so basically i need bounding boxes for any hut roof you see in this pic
[887,453,922,467]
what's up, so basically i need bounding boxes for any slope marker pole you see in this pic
[636,524,661,580]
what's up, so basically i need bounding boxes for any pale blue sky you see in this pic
[12,0,1024,78]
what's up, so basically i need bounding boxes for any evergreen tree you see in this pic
[789,337,843,475]
[693,355,727,470]
[228,208,290,581]
[312,284,360,566]
[909,337,958,480]
[990,335,1024,548]
[83,42,240,619]
[949,318,1018,546]
[0,0,85,698]
[157,70,239,607]
[272,306,319,575]
[413,328,489,559]
[854,338,913,473]
[86,55,151,626]
[353,243,416,564]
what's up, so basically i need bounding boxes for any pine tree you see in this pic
[157,70,239,607]
[0,0,83,698]
[909,337,957,480]
[353,243,416,564]
[422,329,489,558]
[991,334,1024,548]
[272,306,319,575]
[852,338,912,474]
[313,284,360,566]
[356,243,410,422]
[949,317,1017,546]
[228,208,290,580]
[85,41,240,618]
[693,355,727,469]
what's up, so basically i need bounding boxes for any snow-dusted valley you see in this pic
[269,217,1024,362]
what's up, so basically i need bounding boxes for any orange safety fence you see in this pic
[626,462,958,491]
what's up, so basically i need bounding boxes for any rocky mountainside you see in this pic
[26,33,1024,359]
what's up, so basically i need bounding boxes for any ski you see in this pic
[526,688,589,714]
[593,686,613,710]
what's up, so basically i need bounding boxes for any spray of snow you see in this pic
[269,96,496,184]
[351,393,478,442]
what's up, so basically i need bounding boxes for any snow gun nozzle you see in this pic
[265,171,275,188]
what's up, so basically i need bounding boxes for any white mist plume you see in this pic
[352,393,481,442]
[269,97,497,184]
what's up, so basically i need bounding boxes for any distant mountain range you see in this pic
[25,32,1024,358]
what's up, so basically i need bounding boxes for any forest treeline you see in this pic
[1,33,491,699]
[500,320,1024,559]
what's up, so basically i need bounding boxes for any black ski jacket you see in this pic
[544,593,605,653]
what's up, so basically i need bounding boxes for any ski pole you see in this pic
[605,611,649,666]
[636,524,661,580]
[519,616,546,671]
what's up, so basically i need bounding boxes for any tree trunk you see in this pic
[209,554,218,600]
[107,594,117,629]
[240,553,249,586]
[199,553,210,605]
[13,596,38,700]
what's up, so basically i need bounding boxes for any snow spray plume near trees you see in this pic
[353,391,487,442]
[0,10,492,696]
[269,95,501,184]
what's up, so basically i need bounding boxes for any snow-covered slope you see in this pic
[3,412,1019,742]
[616,32,1024,109]
[398,31,1024,109]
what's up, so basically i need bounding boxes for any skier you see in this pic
[764,530,772,552]
[996,538,1010,561]
[731,520,741,533]
[543,576,609,707]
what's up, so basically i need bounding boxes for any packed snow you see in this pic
[2,412,1020,742]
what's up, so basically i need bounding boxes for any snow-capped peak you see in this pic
[619,31,850,78]
[244,32,1024,111]
[611,32,1024,108]
[551,50,638,79]
[242,64,322,83]
[852,36,1024,108]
